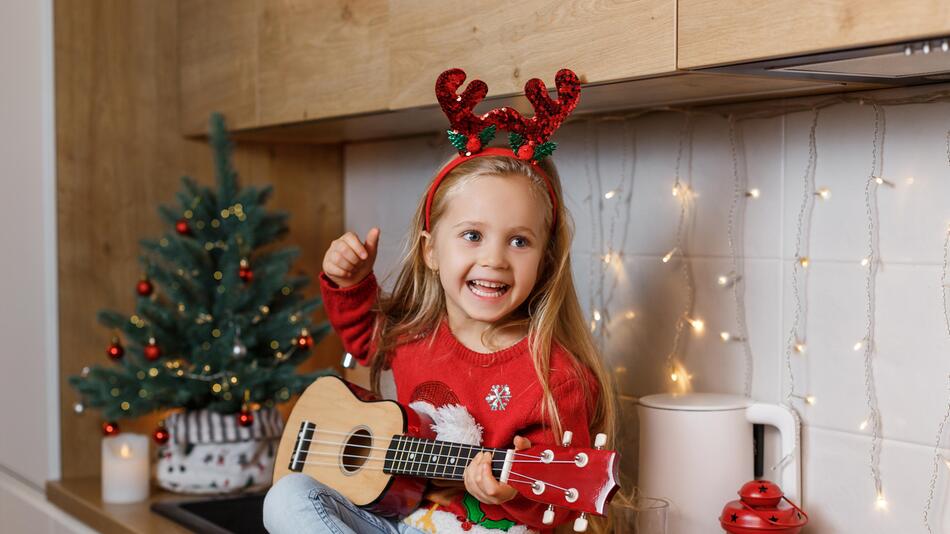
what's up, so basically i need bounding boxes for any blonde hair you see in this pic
[370,155,617,451]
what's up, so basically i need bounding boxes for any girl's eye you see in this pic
[461,230,481,242]
[510,236,529,248]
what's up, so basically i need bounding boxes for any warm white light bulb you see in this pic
[604,190,617,200]
[662,248,677,263]
[875,493,888,510]
[794,342,806,354]
[746,188,760,199]
[670,372,679,382]
[859,419,869,431]
[593,309,602,322]
[672,184,680,197]
[798,257,810,268]
[860,257,870,267]
[720,332,732,342]
[688,318,705,333]
[875,176,884,185]
[717,275,729,286]
[816,187,831,200]
[625,311,636,320]
[589,320,596,333]
[805,395,816,405]
[603,253,612,264]
[906,176,915,185]
[854,341,864,351]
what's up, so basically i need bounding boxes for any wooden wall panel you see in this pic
[56,0,343,479]
[256,0,390,126]
[387,0,675,109]
[678,0,950,69]
[179,0,259,134]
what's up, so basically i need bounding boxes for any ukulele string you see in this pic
[296,447,576,466]
[297,428,559,461]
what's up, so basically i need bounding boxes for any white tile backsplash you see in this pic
[342,91,950,532]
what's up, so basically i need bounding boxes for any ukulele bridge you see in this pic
[289,420,316,472]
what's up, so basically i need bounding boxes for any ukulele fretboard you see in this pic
[383,435,507,481]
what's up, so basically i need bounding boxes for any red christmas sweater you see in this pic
[320,272,597,533]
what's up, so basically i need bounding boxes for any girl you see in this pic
[264,69,616,534]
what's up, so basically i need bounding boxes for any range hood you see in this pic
[702,37,950,85]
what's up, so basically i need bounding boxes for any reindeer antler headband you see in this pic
[424,68,581,231]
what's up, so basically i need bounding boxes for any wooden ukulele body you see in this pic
[273,376,433,517]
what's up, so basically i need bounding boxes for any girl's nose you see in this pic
[478,241,509,269]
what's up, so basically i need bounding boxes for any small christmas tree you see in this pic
[70,113,332,434]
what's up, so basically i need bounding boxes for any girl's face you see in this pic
[422,173,549,329]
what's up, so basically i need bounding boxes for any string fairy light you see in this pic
[663,113,698,385]
[922,152,950,533]
[584,118,638,345]
[859,101,887,510]
[727,115,755,397]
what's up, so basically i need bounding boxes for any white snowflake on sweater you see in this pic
[484,384,511,411]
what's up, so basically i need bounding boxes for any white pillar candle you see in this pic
[101,433,150,503]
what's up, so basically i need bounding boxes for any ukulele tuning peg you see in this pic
[594,433,607,449]
[573,512,589,532]
[542,504,555,525]
[561,430,573,447]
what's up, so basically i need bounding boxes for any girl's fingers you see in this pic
[332,248,359,268]
[330,250,357,271]
[340,232,369,260]
[365,227,380,256]
[334,242,361,265]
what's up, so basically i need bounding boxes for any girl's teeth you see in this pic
[468,281,508,297]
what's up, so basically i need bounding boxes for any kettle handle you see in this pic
[745,403,800,503]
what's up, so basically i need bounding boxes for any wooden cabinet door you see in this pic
[679,0,950,69]
[388,0,675,110]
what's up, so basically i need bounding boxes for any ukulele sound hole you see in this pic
[341,427,373,474]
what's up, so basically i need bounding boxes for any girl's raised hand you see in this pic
[463,435,532,505]
[322,227,380,288]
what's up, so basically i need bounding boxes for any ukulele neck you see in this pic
[383,435,508,481]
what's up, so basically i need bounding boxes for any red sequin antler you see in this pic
[435,68,581,161]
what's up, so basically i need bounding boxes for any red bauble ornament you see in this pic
[238,258,253,283]
[465,137,482,154]
[175,218,191,235]
[106,338,124,360]
[136,278,154,297]
[102,421,120,436]
[720,480,808,534]
[152,425,169,445]
[144,337,161,361]
[295,329,314,351]
[516,143,534,160]
[237,409,254,427]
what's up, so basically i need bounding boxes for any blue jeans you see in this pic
[263,473,426,534]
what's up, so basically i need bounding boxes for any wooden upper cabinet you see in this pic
[179,0,674,135]
[678,0,950,69]
[387,0,675,109]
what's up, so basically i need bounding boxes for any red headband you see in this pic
[423,147,558,232]
[424,68,581,232]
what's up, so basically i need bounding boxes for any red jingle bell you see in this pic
[465,137,482,154]
[516,143,534,160]
[720,480,808,534]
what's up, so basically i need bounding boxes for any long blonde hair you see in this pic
[370,154,617,449]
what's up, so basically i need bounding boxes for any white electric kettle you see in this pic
[637,393,800,534]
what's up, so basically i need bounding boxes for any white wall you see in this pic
[343,88,950,532]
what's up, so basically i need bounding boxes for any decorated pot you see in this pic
[156,408,283,494]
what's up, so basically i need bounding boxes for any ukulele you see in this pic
[273,376,619,531]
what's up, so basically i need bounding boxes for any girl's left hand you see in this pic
[463,436,532,505]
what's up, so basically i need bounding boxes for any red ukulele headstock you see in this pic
[502,432,620,530]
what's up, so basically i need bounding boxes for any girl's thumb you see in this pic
[365,227,381,255]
